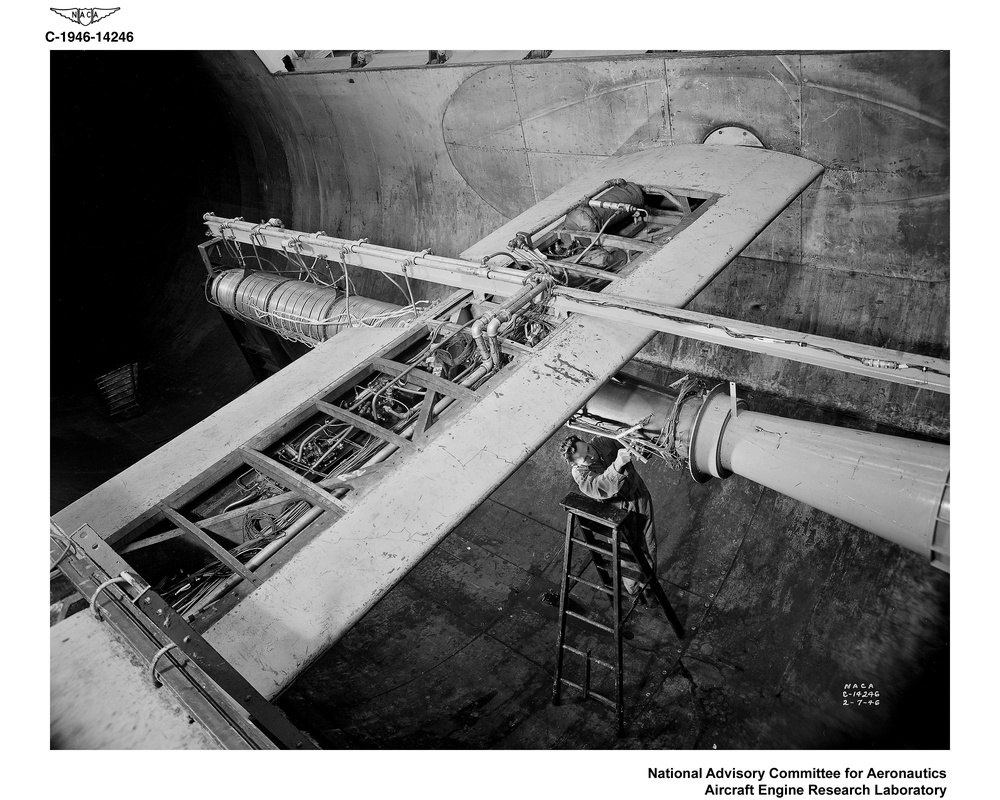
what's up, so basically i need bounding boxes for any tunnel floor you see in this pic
[277,407,950,750]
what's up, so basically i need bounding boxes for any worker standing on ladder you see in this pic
[559,435,657,600]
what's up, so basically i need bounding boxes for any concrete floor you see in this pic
[277,380,949,750]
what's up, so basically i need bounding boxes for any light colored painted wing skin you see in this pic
[51,612,223,749]
[206,145,823,697]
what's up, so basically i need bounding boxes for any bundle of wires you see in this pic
[246,299,430,341]
[160,500,310,616]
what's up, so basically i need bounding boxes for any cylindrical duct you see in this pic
[582,378,950,570]
[717,409,950,565]
[210,269,411,343]
[584,381,673,432]
[584,380,705,467]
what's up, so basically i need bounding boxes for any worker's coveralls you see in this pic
[570,436,657,597]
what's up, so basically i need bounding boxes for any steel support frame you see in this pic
[202,217,949,393]
[52,524,317,749]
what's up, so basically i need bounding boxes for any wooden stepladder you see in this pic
[552,492,684,735]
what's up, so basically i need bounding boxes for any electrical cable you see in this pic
[568,214,615,264]
[341,261,352,326]
[380,272,411,304]
[564,293,950,378]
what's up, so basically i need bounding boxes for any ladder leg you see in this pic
[552,512,575,705]
[611,525,625,736]
[626,529,685,640]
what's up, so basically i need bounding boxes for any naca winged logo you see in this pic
[50,8,121,26]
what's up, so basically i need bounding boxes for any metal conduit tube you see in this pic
[485,313,527,367]
[472,276,553,371]
[584,379,951,570]
[204,216,530,287]
[196,365,491,611]
[471,316,494,370]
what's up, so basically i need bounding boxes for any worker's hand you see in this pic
[612,448,632,473]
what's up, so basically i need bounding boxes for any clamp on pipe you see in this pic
[402,248,430,275]
[216,216,245,247]
[339,237,370,259]
[150,642,180,689]
[303,231,329,260]
[249,219,281,246]
[90,575,132,622]
[471,312,495,371]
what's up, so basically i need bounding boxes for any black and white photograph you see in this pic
[28,5,978,795]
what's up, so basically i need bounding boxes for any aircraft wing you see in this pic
[51,145,823,740]
[208,145,823,696]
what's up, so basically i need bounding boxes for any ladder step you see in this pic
[558,678,616,710]
[570,537,641,569]
[565,609,614,633]
[568,574,614,595]
[561,644,614,670]
[585,531,636,552]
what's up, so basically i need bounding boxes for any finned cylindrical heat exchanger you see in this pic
[209,269,411,343]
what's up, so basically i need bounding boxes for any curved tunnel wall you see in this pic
[51,52,259,511]
[200,50,949,439]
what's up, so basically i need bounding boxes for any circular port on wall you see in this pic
[703,125,766,148]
